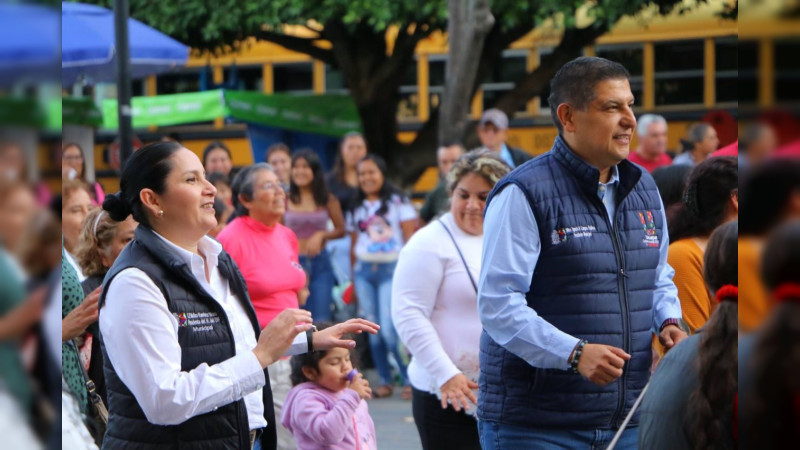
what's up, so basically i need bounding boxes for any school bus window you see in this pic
[738,41,758,105]
[224,65,263,92]
[774,39,800,103]
[325,64,348,93]
[654,40,704,105]
[274,62,313,93]
[398,61,419,120]
[537,47,555,111]
[429,56,446,114]
[158,68,202,94]
[714,38,737,104]
[596,44,643,106]
[481,51,527,114]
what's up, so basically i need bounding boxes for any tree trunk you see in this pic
[438,0,494,146]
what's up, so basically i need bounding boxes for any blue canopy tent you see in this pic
[0,3,59,87]
[61,2,189,87]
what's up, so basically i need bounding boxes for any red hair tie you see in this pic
[715,285,738,303]
[773,283,800,303]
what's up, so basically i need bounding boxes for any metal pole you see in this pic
[114,0,133,169]
[606,382,649,450]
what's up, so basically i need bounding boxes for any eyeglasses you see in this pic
[257,182,283,193]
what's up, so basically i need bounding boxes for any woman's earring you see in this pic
[157,210,164,217]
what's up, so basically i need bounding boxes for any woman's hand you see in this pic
[312,318,379,350]
[439,373,478,412]
[348,372,372,400]
[253,308,313,368]
[305,232,326,257]
[62,286,101,342]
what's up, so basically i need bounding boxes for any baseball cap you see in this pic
[479,108,509,130]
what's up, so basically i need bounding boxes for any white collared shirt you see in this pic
[100,232,308,430]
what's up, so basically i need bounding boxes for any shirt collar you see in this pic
[600,165,621,187]
[151,230,221,278]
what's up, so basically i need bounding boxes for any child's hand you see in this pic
[348,373,372,400]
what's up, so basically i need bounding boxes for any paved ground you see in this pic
[362,369,422,450]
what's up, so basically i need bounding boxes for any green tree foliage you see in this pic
[86,0,718,182]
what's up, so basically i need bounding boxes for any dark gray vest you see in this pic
[99,226,277,449]
[478,136,664,429]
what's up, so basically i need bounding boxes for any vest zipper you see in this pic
[593,198,629,429]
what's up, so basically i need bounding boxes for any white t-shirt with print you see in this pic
[347,194,417,262]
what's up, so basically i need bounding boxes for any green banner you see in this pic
[224,91,361,137]
[61,97,103,127]
[102,90,225,129]
[0,97,46,128]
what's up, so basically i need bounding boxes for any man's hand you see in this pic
[576,344,631,386]
[62,286,101,342]
[253,309,313,368]
[312,318,379,350]
[658,324,688,351]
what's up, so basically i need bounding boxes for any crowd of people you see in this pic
[1,55,799,450]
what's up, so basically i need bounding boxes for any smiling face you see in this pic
[145,148,218,244]
[302,347,354,393]
[268,150,292,186]
[241,169,286,226]
[291,156,314,188]
[357,159,384,199]
[450,172,492,236]
[561,78,637,170]
[204,148,232,176]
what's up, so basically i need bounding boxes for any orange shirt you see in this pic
[668,239,714,333]
[738,237,771,332]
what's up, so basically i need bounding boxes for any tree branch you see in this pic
[255,29,336,65]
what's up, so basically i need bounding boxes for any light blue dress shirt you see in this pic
[499,143,515,169]
[478,165,682,370]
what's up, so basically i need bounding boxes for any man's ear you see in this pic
[302,366,318,381]
[557,103,576,133]
[140,188,162,218]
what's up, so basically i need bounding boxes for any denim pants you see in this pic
[299,249,336,322]
[478,420,639,450]
[353,259,408,386]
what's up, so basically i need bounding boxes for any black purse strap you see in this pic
[69,339,100,400]
[437,219,478,293]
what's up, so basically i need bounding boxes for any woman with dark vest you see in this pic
[98,141,378,450]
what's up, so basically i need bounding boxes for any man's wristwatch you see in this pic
[306,325,318,352]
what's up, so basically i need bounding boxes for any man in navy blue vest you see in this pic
[476,56,687,448]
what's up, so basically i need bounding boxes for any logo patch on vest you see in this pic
[173,311,221,332]
[551,225,597,244]
[638,211,659,248]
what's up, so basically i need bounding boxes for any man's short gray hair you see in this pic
[636,114,667,137]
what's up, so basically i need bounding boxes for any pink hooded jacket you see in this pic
[281,382,377,450]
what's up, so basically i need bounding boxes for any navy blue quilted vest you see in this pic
[99,226,277,449]
[478,136,663,429]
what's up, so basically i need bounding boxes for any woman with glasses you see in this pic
[216,163,307,449]
[62,143,105,206]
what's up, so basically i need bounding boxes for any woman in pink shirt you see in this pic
[217,162,307,449]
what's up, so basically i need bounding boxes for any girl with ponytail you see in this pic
[639,220,738,449]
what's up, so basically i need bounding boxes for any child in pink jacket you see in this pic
[281,335,377,450]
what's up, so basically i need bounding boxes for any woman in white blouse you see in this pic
[99,141,378,450]
[392,150,510,450]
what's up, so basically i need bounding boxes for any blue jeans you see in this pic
[353,260,408,386]
[299,249,336,322]
[478,420,639,450]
